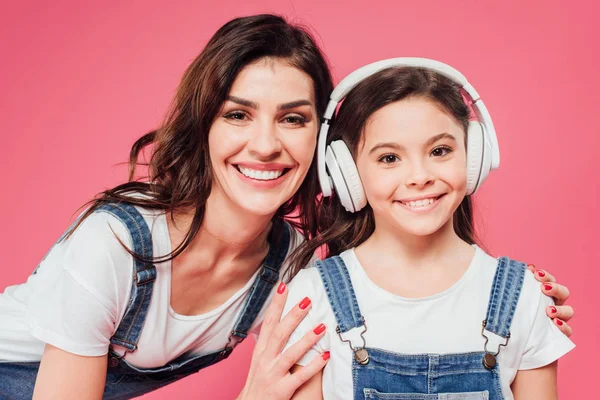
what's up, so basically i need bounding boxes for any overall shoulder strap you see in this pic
[229,218,292,342]
[484,257,527,338]
[315,255,364,333]
[96,203,156,352]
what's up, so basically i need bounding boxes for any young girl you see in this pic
[282,59,575,399]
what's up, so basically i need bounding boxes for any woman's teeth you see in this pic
[238,167,284,181]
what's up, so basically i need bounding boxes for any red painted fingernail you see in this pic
[544,284,553,291]
[299,297,311,310]
[322,351,330,361]
[550,306,557,314]
[313,323,326,335]
[556,319,564,326]
[537,270,546,277]
[277,282,286,294]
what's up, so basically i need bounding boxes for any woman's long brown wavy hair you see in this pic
[65,14,334,263]
[288,66,480,277]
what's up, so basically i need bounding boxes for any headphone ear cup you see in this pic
[466,121,485,195]
[325,144,355,213]
[328,141,367,212]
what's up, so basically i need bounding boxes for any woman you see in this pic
[0,14,572,400]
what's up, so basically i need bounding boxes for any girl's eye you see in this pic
[378,154,400,164]
[224,111,248,121]
[431,146,452,157]
[282,114,307,126]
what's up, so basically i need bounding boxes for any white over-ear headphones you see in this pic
[317,57,500,213]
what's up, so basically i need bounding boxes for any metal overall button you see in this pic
[481,320,510,370]
[354,348,370,365]
[108,357,120,368]
[336,317,370,366]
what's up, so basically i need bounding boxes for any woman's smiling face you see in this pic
[208,58,318,217]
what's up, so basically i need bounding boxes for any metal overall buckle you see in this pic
[481,320,510,370]
[336,317,370,365]
[221,331,245,357]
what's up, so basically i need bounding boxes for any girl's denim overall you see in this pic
[0,203,291,399]
[314,255,526,400]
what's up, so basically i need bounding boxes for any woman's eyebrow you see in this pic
[226,96,258,109]
[277,100,313,110]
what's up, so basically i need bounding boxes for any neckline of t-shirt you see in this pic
[157,211,269,322]
[344,245,483,304]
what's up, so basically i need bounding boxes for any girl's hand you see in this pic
[237,282,329,400]
[528,265,574,337]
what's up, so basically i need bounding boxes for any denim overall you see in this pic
[315,255,526,400]
[0,203,291,399]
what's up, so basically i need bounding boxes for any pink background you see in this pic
[1,0,597,398]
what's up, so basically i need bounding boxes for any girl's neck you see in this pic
[360,217,471,269]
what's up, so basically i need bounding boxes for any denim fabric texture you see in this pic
[315,255,526,400]
[0,203,291,399]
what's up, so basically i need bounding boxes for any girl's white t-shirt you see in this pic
[282,246,575,400]
[0,207,302,367]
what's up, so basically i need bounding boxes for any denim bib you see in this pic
[0,203,291,399]
[315,254,525,400]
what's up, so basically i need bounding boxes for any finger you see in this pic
[282,352,329,394]
[553,318,572,337]
[273,323,327,376]
[541,282,570,306]
[547,305,574,322]
[263,296,313,360]
[526,264,536,274]
[532,269,556,284]
[255,282,289,354]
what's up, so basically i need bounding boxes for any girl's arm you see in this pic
[33,344,107,400]
[290,365,324,400]
[511,361,558,400]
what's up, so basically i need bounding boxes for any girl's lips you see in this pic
[395,194,446,214]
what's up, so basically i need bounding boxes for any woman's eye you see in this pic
[431,146,452,157]
[224,111,248,121]
[379,154,400,164]
[282,115,307,126]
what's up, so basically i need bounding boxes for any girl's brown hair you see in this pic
[288,66,478,277]
[66,14,334,262]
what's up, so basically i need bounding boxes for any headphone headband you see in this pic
[318,58,499,197]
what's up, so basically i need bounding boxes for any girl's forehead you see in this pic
[362,98,464,145]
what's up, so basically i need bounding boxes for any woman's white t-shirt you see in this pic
[282,246,575,400]
[0,207,302,367]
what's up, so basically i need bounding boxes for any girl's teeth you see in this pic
[239,167,284,181]
[406,198,435,208]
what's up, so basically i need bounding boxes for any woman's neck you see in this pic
[168,188,274,262]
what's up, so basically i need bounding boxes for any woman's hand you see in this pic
[528,264,574,337]
[237,282,329,400]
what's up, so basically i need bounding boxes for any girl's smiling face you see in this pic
[356,96,468,237]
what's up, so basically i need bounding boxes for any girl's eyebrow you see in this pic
[225,96,313,111]
[425,132,456,147]
[369,133,457,155]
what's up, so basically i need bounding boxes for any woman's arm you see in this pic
[511,361,558,400]
[33,344,107,400]
[290,365,324,400]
